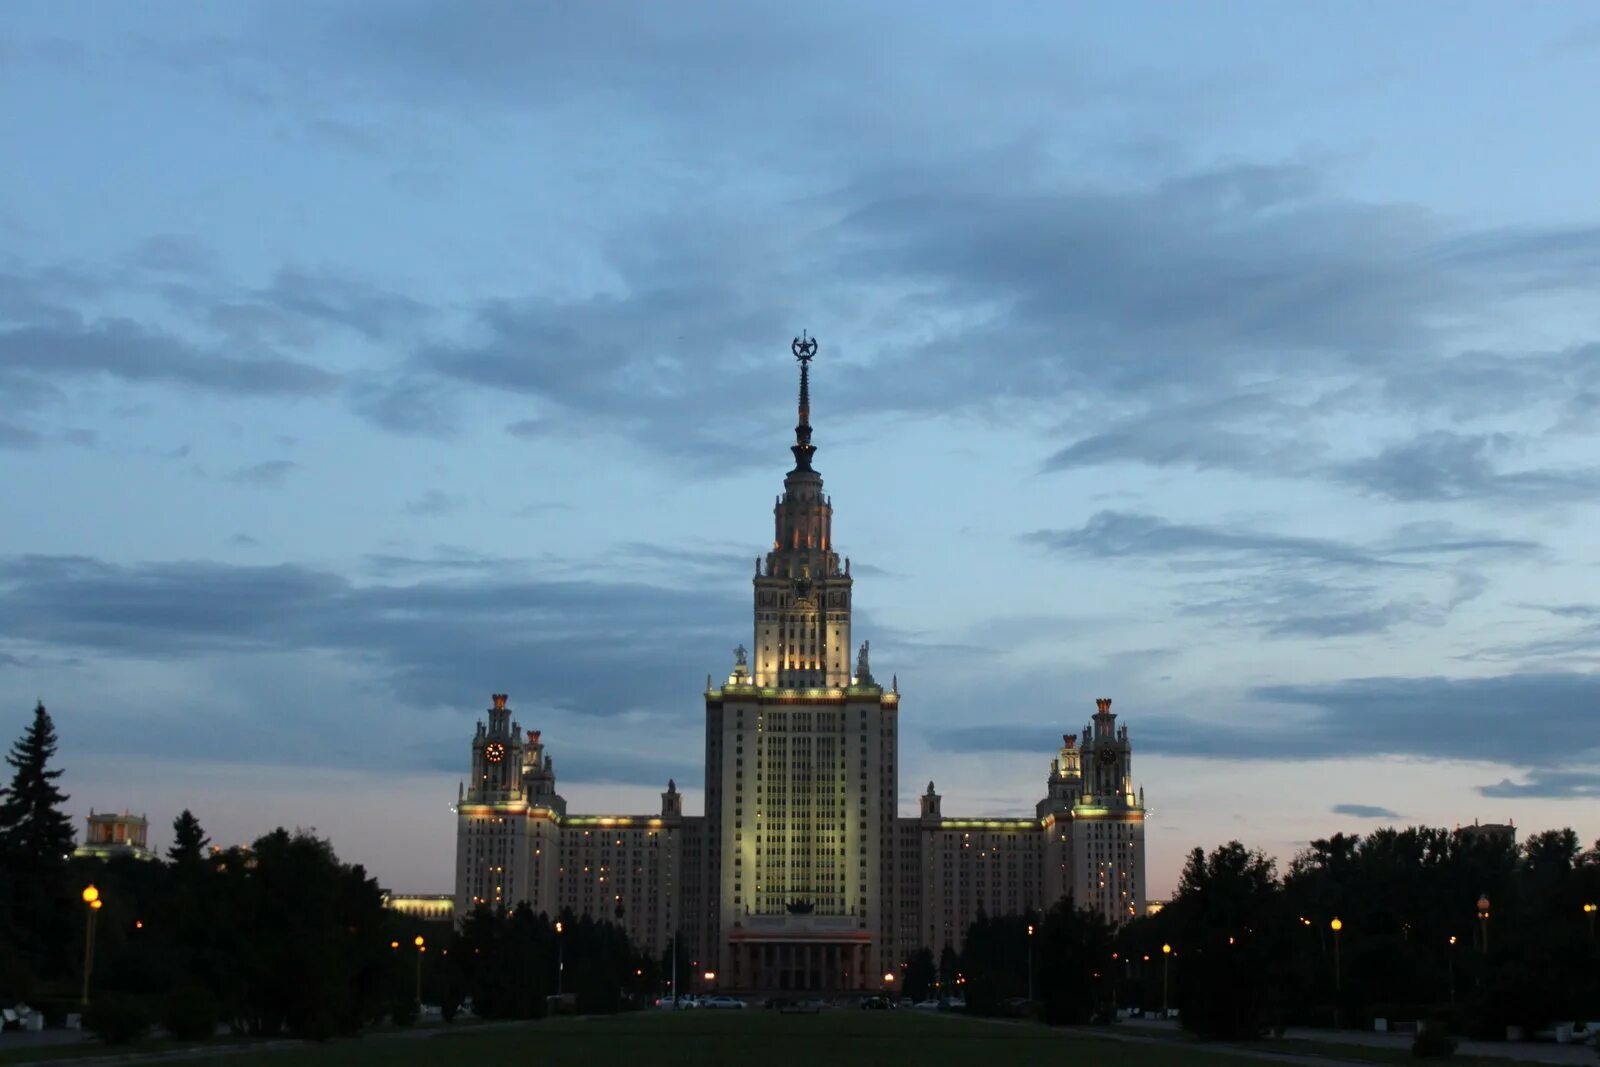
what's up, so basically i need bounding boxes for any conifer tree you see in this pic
[168,808,210,864]
[0,702,75,869]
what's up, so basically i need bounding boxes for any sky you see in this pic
[3,3,1600,899]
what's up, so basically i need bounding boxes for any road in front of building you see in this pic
[1115,1016,1598,1065]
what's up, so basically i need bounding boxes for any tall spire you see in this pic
[791,332,817,472]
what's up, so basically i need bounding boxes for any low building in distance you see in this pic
[75,810,156,862]
[382,893,454,923]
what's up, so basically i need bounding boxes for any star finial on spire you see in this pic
[790,332,818,472]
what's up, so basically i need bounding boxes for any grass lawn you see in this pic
[216,1011,1271,1067]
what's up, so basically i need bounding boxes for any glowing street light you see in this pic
[1027,923,1036,1004]
[1161,943,1172,1016]
[80,886,102,1007]
[555,921,565,997]
[413,935,426,1005]
[1329,918,1345,1028]
[1583,903,1597,941]
[1476,894,1491,953]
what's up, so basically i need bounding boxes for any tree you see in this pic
[1168,841,1287,1039]
[903,947,936,1001]
[1033,897,1114,1025]
[168,810,210,865]
[0,702,75,869]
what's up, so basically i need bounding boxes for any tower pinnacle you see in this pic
[791,333,818,472]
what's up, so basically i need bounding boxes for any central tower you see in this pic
[752,334,853,687]
[702,335,900,993]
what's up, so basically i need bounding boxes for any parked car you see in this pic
[702,995,746,1010]
[997,997,1033,1018]
[937,997,966,1012]
[860,996,890,1010]
[912,999,941,1011]
[657,995,699,1009]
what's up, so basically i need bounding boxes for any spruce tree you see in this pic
[0,702,76,868]
[168,808,210,864]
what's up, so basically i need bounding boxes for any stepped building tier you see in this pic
[452,336,1147,993]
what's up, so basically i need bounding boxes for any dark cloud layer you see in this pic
[1331,803,1404,820]
[0,318,338,398]
[0,554,745,771]
[1479,770,1600,799]
[927,671,1600,774]
[1026,513,1523,639]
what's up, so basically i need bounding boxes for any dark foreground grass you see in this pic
[219,1011,1268,1067]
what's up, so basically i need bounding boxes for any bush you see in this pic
[391,998,419,1027]
[84,994,151,1045]
[1413,1019,1458,1059]
[163,986,219,1041]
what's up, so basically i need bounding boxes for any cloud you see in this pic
[1026,513,1528,639]
[0,422,42,449]
[1331,803,1403,820]
[1042,393,1321,477]
[927,724,1059,754]
[1333,431,1600,503]
[125,234,221,276]
[1479,770,1600,799]
[404,490,464,517]
[0,553,747,769]
[229,460,298,487]
[923,672,1600,769]
[0,318,339,398]
[1023,511,1391,568]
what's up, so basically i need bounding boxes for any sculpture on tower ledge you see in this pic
[856,639,874,685]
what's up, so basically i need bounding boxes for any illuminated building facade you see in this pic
[75,809,156,862]
[451,338,1146,990]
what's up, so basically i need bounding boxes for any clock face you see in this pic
[1097,748,1118,767]
[485,742,506,764]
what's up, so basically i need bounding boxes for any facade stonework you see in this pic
[452,341,1147,991]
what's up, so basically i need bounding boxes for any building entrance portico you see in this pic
[727,931,873,993]
[727,912,874,992]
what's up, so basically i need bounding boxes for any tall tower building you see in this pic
[448,335,1148,992]
[704,335,901,990]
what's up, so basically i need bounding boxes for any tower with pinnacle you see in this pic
[445,334,1148,994]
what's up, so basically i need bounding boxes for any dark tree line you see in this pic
[956,826,1600,1043]
[0,702,653,1044]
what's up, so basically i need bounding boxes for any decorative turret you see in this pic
[661,778,683,817]
[920,780,942,822]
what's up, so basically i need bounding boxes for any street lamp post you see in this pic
[1447,936,1457,1005]
[1476,895,1490,954]
[1330,918,1343,1029]
[413,936,426,1005]
[1161,943,1171,1018]
[1026,923,1035,1004]
[555,921,565,997]
[80,886,103,1008]
[1583,903,1597,941]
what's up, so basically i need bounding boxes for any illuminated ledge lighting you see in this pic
[937,819,1042,831]
[561,816,668,829]
[1070,807,1145,820]
[456,804,559,821]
